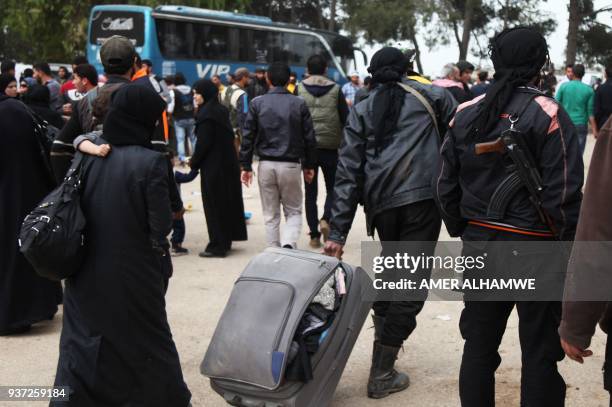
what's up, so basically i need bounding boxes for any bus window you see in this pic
[90,10,145,46]
[156,18,333,68]
[157,19,241,61]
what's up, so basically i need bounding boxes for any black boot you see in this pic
[367,342,410,399]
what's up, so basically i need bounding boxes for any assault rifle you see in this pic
[475,126,559,239]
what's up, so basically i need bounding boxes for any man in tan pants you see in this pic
[239,63,316,248]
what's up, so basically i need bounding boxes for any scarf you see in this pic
[367,47,410,154]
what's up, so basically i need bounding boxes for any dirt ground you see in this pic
[0,135,607,407]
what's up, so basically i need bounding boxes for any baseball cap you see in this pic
[100,36,136,69]
[349,70,360,77]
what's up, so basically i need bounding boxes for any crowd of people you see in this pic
[2,26,612,406]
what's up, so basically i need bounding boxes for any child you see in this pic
[171,159,198,255]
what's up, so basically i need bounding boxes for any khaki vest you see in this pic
[298,82,342,150]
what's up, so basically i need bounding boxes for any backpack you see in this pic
[222,85,245,129]
[172,88,194,119]
[19,153,88,281]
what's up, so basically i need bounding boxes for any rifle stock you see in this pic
[475,138,506,155]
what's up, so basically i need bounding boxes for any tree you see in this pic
[343,0,427,72]
[424,0,555,62]
[0,0,251,62]
[567,0,612,67]
[244,0,335,29]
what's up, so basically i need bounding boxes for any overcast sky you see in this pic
[355,0,611,77]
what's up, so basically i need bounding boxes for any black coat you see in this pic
[52,144,191,406]
[328,78,458,244]
[191,102,247,253]
[0,96,61,333]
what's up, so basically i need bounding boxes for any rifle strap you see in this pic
[397,82,440,139]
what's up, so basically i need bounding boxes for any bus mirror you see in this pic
[354,48,368,69]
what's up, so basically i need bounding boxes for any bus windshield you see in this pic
[89,9,145,46]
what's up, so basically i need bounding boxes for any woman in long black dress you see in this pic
[190,79,247,257]
[0,88,61,335]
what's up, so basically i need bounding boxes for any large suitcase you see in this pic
[201,247,373,407]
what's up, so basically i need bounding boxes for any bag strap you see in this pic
[397,82,440,138]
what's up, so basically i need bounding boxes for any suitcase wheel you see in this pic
[224,394,267,407]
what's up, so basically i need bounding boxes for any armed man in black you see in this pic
[434,27,583,406]
[324,47,457,399]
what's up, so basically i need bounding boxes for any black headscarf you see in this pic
[193,78,233,133]
[24,84,50,107]
[103,84,166,147]
[472,27,549,136]
[0,74,16,95]
[367,47,410,154]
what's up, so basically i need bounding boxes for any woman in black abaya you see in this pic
[51,84,191,406]
[190,79,247,257]
[0,82,61,336]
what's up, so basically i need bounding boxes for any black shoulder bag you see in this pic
[19,153,88,281]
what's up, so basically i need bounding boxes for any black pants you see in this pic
[459,226,565,407]
[459,301,565,407]
[305,149,338,238]
[372,199,441,347]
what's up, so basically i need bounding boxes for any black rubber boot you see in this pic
[367,342,410,399]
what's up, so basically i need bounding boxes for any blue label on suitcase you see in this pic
[271,351,284,383]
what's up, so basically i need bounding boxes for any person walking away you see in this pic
[33,62,62,113]
[190,79,247,257]
[559,116,612,405]
[433,63,471,103]
[247,67,269,100]
[240,62,316,249]
[556,63,597,154]
[169,73,196,163]
[434,27,583,407]
[0,74,18,98]
[324,47,457,399]
[0,87,62,336]
[594,64,612,132]
[51,84,191,406]
[295,54,349,248]
[471,71,490,97]
[222,67,250,154]
[24,84,64,129]
[342,71,361,107]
